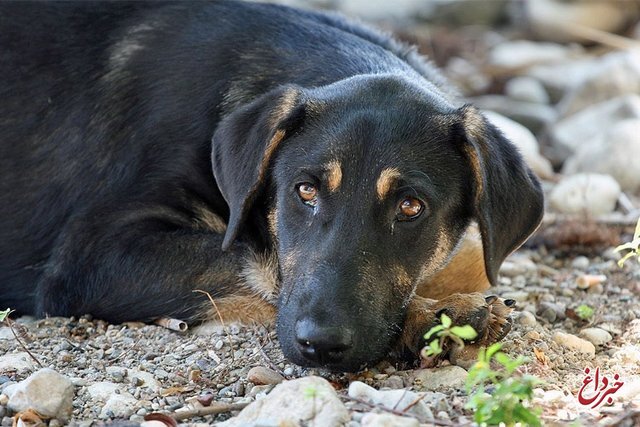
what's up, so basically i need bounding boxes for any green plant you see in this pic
[421,313,478,359]
[614,216,640,267]
[575,304,594,321]
[465,343,542,427]
[0,308,10,322]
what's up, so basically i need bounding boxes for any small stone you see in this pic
[99,392,137,419]
[579,328,613,347]
[361,412,419,427]
[219,376,348,427]
[0,394,7,405]
[537,302,566,323]
[247,366,284,385]
[283,367,294,376]
[489,40,572,70]
[412,366,467,391]
[214,340,224,350]
[553,331,595,356]
[516,311,537,326]
[4,368,74,421]
[505,76,550,104]
[87,381,120,401]
[349,381,433,420]
[571,256,590,270]
[0,352,35,373]
[380,375,404,390]
[525,331,541,340]
[549,173,620,216]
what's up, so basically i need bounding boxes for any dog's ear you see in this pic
[455,105,544,285]
[212,85,305,250]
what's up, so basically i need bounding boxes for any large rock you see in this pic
[563,119,640,192]
[5,368,74,421]
[483,111,554,180]
[348,381,433,421]
[219,376,349,427]
[552,331,595,357]
[549,173,621,216]
[558,50,640,117]
[550,95,640,162]
[523,0,639,43]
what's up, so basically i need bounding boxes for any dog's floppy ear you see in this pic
[455,105,544,285]
[212,85,305,250]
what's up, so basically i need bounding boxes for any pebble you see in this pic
[361,412,419,427]
[549,173,621,216]
[4,368,74,422]
[571,256,590,270]
[99,392,138,419]
[411,366,468,391]
[579,328,613,347]
[0,352,35,373]
[380,375,404,389]
[219,376,349,427]
[505,76,550,104]
[489,40,571,70]
[552,331,595,356]
[537,302,566,323]
[348,381,433,421]
[516,310,537,326]
[87,381,120,401]
[247,366,284,385]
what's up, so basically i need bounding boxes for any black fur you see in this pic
[0,1,543,371]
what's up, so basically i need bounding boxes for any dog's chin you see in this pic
[279,342,378,373]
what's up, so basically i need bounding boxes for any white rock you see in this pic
[5,368,74,421]
[571,256,590,270]
[361,412,419,427]
[471,95,557,134]
[579,328,613,347]
[528,57,598,99]
[558,50,640,116]
[549,173,621,216]
[563,119,640,192]
[87,381,120,401]
[489,40,572,70]
[412,366,467,391]
[219,376,349,427]
[505,76,550,104]
[126,369,161,392]
[524,0,638,43]
[348,381,433,420]
[552,331,595,356]
[99,392,138,419]
[483,111,554,180]
[516,311,537,327]
[550,95,640,160]
[0,327,15,340]
[0,352,34,373]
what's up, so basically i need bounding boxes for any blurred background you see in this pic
[260,0,640,225]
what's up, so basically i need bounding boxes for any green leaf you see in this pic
[450,325,478,340]
[575,304,594,320]
[0,308,10,322]
[440,313,452,328]
[617,250,637,268]
[423,324,444,341]
[513,405,542,427]
[486,343,502,361]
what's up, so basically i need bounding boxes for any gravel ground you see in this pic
[1,222,640,426]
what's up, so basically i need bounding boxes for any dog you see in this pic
[0,1,543,371]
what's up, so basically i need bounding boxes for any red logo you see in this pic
[577,367,624,409]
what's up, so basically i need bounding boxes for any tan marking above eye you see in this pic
[398,197,423,220]
[325,160,342,193]
[376,168,401,200]
[297,183,317,205]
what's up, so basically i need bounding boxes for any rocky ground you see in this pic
[3,0,640,426]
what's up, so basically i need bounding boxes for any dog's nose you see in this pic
[295,318,353,365]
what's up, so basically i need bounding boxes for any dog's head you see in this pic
[212,75,543,371]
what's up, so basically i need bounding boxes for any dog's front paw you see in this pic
[401,293,516,365]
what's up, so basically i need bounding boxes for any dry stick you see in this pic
[5,317,43,368]
[560,21,640,51]
[171,401,250,421]
[341,395,459,427]
[193,289,235,362]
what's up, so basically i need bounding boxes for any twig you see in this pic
[193,289,235,362]
[171,401,250,421]
[5,317,43,368]
[155,317,188,332]
[340,394,458,426]
[401,393,427,414]
[560,21,640,51]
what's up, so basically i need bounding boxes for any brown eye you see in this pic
[297,183,318,207]
[397,197,424,221]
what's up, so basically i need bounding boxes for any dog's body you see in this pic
[0,1,543,371]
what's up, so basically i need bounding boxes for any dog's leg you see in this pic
[35,210,278,325]
[403,226,515,363]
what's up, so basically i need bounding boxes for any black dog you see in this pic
[0,1,543,371]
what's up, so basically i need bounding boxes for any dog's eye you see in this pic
[297,183,318,207]
[397,197,424,221]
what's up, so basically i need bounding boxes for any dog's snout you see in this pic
[295,318,353,365]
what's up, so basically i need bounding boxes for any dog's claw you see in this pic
[485,295,498,304]
[504,298,516,307]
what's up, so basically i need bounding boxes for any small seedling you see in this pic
[465,343,542,427]
[614,216,640,267]
[421,313,478,359]
[575,304,594,321]
[0,308,10,322]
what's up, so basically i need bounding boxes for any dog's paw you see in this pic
[401,293,516,365]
